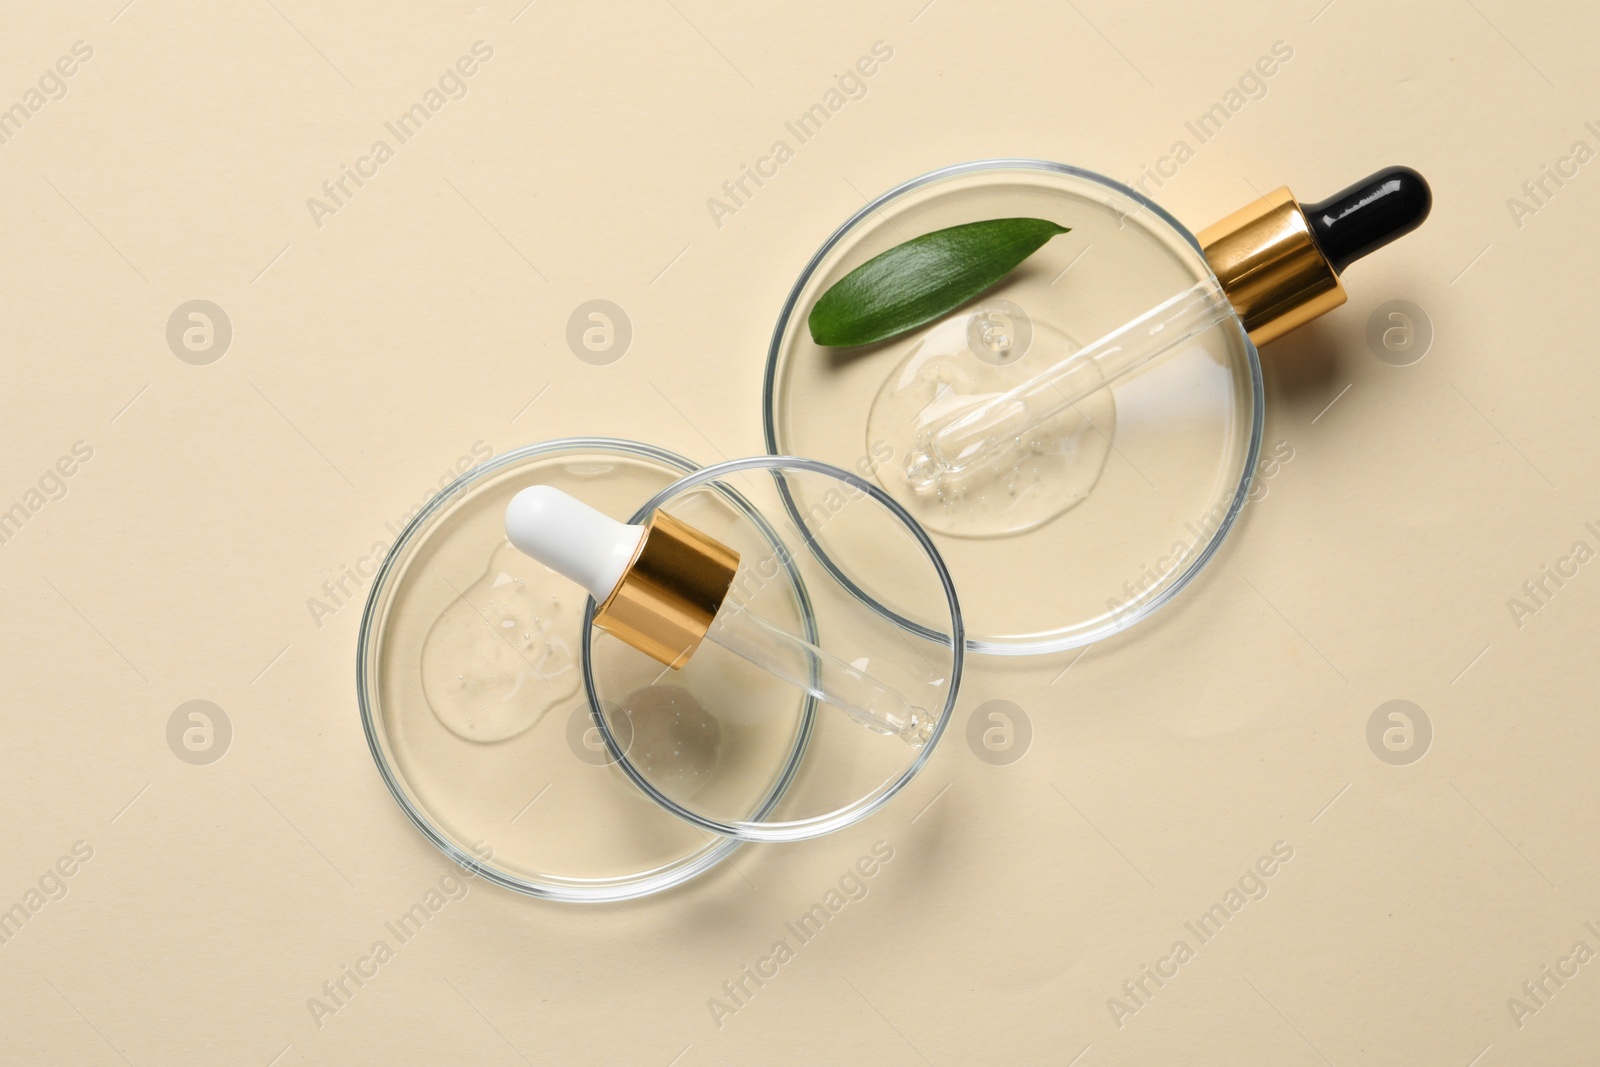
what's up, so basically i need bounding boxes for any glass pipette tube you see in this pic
[903,276,1234,491]
[901,165,1439,491]
[702,596,935,747]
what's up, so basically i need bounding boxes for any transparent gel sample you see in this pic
[765,162,1262,653]
[867,305,1115,538]
[421,542,579,743]
[360,440,811,901]
[613,685,721,802]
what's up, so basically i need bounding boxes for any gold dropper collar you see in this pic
[1197,186,1346,347]
[593,510,739,669]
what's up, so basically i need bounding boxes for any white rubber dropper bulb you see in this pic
[504,485,645,602]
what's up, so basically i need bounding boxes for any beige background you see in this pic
[3,0,1597,1062]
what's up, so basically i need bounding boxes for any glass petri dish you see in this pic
[764,160,1264,656]
[583,456,964,843]
[357,438,814,902]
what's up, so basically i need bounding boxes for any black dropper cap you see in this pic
[1301,166,1432,274]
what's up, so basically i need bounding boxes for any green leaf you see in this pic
[807,217,1069,347]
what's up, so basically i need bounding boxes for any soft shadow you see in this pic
[1257,318,1344,417]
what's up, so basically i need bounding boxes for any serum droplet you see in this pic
[421,541,579,742]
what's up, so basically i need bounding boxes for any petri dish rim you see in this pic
[761,157,1266,658]
[356,437,816,903]
[583,455,965,843]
